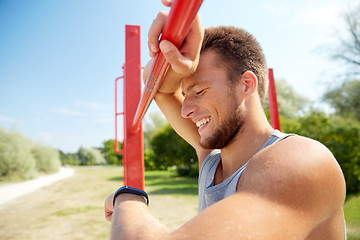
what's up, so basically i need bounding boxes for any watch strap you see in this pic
[113,186,149,207]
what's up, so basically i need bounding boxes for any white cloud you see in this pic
[56,108,83,116]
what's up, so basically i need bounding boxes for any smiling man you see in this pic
[104,2,347,239]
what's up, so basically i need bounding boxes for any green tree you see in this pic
[323,80,360,121]
[77,147,105,166]
[143,112,168,151]
[59,151,79,166]
[77,147,89,166]
[147,124,197,176]
[101,139,123,165]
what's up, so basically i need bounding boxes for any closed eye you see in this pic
[196,89,206,96]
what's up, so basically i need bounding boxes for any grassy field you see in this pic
[345,194,360,240]
[0,166,358,239]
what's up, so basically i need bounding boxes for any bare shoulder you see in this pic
[239,135,346,219]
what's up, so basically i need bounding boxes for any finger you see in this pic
[148,11,169,58]
[160,40,194,74]
[142,59,153,83]
[104,193,114,221]
[105,210,113,222]
[161,0,172,7]
[180,14,204,60]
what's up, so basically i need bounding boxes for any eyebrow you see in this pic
[181,83,195,96]
[181,81,208,96]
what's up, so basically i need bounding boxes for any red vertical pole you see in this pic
[123,25,144,190]
[268,68,281,131]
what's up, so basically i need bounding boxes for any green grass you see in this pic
[52,206,101,217]
[145,170,198,195]
[345,194,360,240]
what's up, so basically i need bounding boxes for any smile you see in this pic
[196,117,210,128]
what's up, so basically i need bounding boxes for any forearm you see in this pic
[143,60,185,94]
[111,195,169,240]
[154,90,200,149]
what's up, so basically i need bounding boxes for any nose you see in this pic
[181,96,197,119]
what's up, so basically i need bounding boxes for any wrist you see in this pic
[113,186,149,207]
[114,193,147,208]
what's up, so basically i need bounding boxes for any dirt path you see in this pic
[0,167,74,208]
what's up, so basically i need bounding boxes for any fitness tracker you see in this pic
[113,186,149,207]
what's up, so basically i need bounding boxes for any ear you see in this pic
[240,71,257,98]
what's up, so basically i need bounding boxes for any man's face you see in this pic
[181,50,245,149]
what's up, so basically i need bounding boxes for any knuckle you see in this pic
[157,11,168,19]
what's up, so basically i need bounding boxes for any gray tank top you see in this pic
[198,130,291,212]
[198,129,347,239]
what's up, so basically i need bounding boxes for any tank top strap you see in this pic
[259,129,293,151]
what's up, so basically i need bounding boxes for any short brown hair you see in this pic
[201,26,268,105]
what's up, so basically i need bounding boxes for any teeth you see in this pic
[196,117,210,128]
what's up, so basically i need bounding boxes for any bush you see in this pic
[176,162,199,177]
[32,143,61,173]
[100,139,123,166]
[0,127,61,181]
[0,127,37,180]
[77,147,105,166]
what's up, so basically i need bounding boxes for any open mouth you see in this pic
[196,117,210,128]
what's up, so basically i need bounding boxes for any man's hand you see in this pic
[104,193,114,222]
[142,0,207,158]
[104,192,148,222]
[146,0,204,93]
[105,191,168,240]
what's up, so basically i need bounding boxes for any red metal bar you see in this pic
[123,25,145,189]
[268,68,281,131]
[131,0,204,132]
[115,75,124,154]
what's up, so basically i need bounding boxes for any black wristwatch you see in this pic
[113,186,149,207]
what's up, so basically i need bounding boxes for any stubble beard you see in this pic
[199,90,245,149]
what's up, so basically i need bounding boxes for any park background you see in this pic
[0,0,360,239]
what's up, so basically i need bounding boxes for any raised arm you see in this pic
[145,8,211,162]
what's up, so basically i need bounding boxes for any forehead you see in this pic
[181,50,226,90]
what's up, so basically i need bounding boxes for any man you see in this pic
[104,2,347,239]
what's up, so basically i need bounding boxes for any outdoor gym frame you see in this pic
[115,0,280,190]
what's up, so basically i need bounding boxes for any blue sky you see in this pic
[0,0,356,153]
